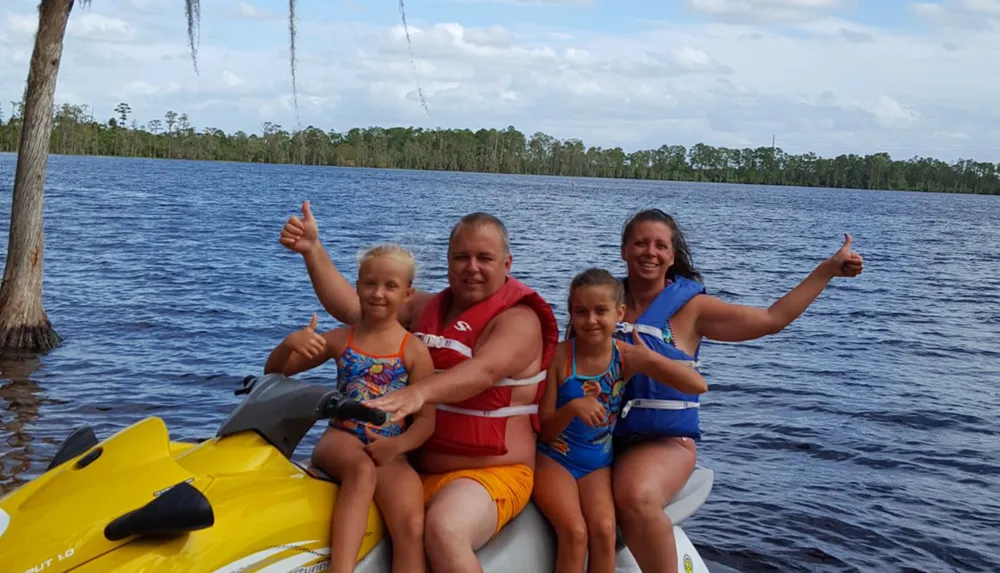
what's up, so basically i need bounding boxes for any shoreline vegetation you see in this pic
[1,102,998,195]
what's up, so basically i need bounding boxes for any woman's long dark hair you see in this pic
[564,268,625,340]
[620,209,702,292]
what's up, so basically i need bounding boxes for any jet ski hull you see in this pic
[0,373,725,572]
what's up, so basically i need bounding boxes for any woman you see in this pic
[610,209,864,573]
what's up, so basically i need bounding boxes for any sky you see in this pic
[1,0,999,163]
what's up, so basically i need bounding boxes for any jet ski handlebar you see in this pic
[235,374,390,426]
[220,374,392,459]
[324,395,390,427]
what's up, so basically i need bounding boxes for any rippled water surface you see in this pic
[1,153,998,572]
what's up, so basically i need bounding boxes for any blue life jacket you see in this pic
[613,276,705,441]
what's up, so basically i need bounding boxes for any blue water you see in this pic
[1,153,998,572]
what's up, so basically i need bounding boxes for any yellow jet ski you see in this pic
[0,373,723,573]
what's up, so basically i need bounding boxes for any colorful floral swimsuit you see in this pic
[536,339,626,479]
[329,327,410,444]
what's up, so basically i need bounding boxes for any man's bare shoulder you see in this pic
[482,303,543,340]
[404,289,437,330]
[472,304,546,387]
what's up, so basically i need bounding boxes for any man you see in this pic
[279,202,559,572]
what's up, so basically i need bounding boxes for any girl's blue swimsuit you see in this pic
[537,339,626,479]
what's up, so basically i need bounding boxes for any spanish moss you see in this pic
[398,0,429,116]
[183,0,200,75]
[288,0,298,112]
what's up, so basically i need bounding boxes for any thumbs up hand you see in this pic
[279,200,320,255]
[284,314,328,360]
[826,233,864,278]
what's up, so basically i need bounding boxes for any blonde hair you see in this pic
[357,243,417,285]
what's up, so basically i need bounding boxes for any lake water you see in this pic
[1,153,998,572]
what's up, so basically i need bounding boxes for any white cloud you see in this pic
[463,25,512,48]
[871,95,919,129]
[0,2,998,163]
[121,80,160,97]
[235,1,277,21]
[5,5,149,42]
[913,0,1000,30]
[120,0,170,15]
[657,46,734,74]
[456,0,594,5]
[382,22,554,60]
[686,0,844,24]
[912,2,945,18]
[221,70,246,89]
[69,13,136,42]
[5,12,35,36]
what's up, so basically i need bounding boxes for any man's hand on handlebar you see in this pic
[364,385,426,425]
[328,396,390,427]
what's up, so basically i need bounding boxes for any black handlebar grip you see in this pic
[337,400,390,426]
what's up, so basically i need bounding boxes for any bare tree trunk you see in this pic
[0,0,75,353]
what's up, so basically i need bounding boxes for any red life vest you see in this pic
[413,276,559,457]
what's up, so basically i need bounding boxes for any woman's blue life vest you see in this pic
[613,276,706,441]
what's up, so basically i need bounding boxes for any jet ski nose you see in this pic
[104,481,214,541]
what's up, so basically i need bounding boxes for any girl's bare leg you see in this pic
[312,428,378,573]
[374,458,427,573]
[578,467,617,573]
[531,454,588,573]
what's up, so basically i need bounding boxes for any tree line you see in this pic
[1,101,998,195]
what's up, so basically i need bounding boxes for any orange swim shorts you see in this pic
[421,464,534,535]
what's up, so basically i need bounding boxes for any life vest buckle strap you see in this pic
[621,399,700,418]
[414,332,473,358]
[616,322,664,339]
[436,404,539,418]
[615,323,701,368]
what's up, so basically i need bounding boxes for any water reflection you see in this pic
[0,354,44,495]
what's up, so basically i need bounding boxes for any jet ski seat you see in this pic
[663,464,714,526]
[352,465,714,572]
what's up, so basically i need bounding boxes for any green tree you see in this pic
[4,114,995,195]
[113,102,131,127]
